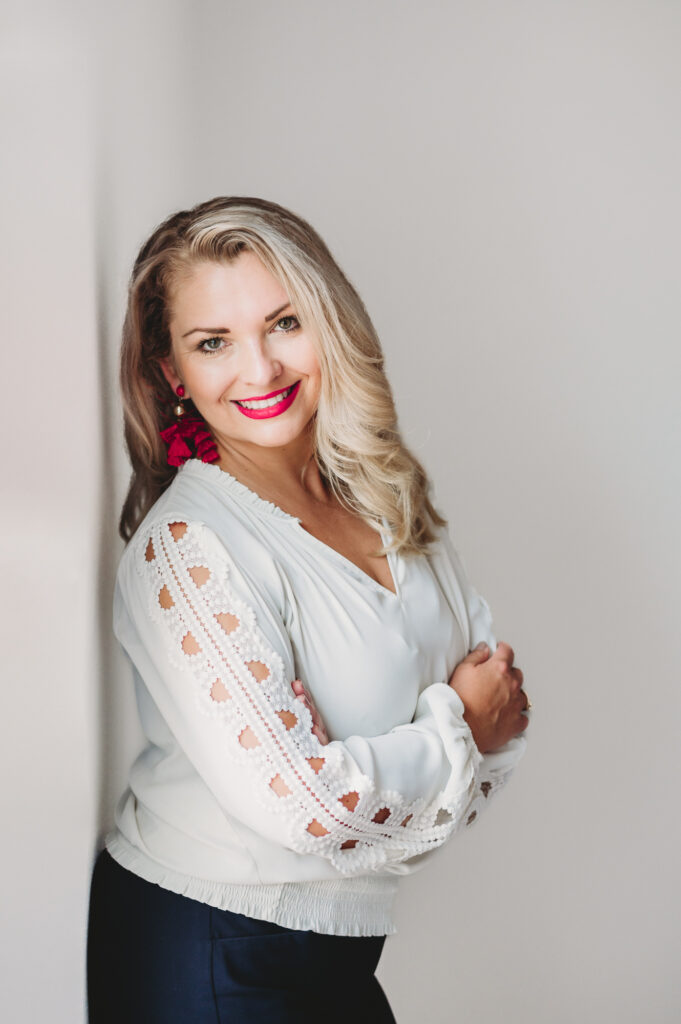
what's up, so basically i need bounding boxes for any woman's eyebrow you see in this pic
[264,302,291,323]
[181,303,292,338]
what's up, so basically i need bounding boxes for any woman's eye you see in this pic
[198,336,227,354]
[272,315,300,333]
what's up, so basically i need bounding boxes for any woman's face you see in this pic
[162,252,322,460]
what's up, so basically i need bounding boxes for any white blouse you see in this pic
[106,459,526,936]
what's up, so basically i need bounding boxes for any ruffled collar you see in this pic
[178,458,300,523]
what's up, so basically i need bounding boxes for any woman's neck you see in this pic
[216,433,332,508]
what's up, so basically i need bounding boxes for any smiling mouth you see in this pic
[234,382,297,410]
[232,381,301,419]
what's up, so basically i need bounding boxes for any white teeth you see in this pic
[237,384,295,410]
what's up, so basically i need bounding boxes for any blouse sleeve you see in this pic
[115,517,512,875]
[426,522,528,831]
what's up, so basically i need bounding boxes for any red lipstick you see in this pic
[238,383,294,402]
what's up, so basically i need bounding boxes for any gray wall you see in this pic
[3,1,679,1020]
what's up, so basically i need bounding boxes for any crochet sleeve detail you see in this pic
[129,519,490,874]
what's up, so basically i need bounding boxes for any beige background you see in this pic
[2,1,680,1020]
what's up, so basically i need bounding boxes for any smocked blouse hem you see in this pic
[105,831,398,937]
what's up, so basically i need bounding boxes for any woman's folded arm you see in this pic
[428,522,528,802]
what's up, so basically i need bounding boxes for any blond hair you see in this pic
[119,196,444,551]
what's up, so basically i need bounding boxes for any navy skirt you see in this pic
[87,849,396,1023]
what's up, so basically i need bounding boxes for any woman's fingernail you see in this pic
[475,641,488,651]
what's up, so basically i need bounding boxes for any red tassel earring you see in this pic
[159,385,219,467]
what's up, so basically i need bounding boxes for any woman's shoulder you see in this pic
[119,460,291,592]
[129,461,263,538]
[121,465,219,558]
[113,466,296,674]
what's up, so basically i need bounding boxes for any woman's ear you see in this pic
[159,357,182,393]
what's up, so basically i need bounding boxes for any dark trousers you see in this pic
[87,849,396,1023]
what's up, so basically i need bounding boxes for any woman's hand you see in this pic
[291,679,330,745]
[448,641,530,753]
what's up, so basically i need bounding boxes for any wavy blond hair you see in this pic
[119,196,445,551]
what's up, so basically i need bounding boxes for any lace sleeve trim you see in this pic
[137,519,479,872]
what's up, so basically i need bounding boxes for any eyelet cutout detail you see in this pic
[339,791,360,812]
[168,521,187,541]
[307,819,329,837]
[270,774,292,797]
[182,632,201,655]
[239,726,260,749]
[246,660,269,682]
[188,565,210,587]
[217,612,239,634]
[276,710,298,730]
[210,678,230,702]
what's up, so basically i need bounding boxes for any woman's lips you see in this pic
[238,382,293,401]
[232,381,301,419]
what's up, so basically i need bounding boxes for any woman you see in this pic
[87,196,529,1023]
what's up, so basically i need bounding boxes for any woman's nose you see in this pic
[239,339,282,387]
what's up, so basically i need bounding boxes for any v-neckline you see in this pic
[294,518,400,598]
[182,459,401,599]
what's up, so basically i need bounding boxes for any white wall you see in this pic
[1,3,98,1020]
[3,2,679,1021]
